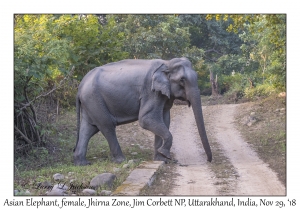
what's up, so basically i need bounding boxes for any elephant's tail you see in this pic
[73,94,81,152]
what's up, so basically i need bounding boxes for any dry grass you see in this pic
[234,94,286,185]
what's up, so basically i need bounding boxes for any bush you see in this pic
[219,73,246,94]
[244,83,277,99]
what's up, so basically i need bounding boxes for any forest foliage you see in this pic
[14,14,286,155]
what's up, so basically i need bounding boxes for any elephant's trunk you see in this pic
[188,88,212,162]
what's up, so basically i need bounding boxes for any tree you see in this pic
[14,14,72,151]
[14,14,128,153]
[210,70,219,96]
[53,14,128,79]
[178,15,246,94]
[206,14,286,93]
[239,15,286,89]
[179,14,243,62]
[114,15,190,59]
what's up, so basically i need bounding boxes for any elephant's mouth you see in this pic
[177,97,185,101]
[187,100,191,107]
[177,97,191,107]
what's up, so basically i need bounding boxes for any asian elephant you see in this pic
[73,57,212,165]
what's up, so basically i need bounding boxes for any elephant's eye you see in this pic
[179,77,185,87]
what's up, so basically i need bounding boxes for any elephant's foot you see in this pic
[154,153,168,162]
[111,155,126,164]
[154,154,178,164]
[157,147,171,159]
[74,159,91,166]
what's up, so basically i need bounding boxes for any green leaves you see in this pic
[207,14,286,91]
[14,15,129,150]
[15,13,286,104]
[115,15,190,59]
[15,15,129,94]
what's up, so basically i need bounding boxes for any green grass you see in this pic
[14,110,153,195]
[14,159,137,195]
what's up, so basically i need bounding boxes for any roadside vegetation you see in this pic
[14,109,154,195]
[235,94,286,185]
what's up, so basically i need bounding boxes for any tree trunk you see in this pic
[210,70,219,96]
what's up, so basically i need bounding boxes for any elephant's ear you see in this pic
[151,64,171,98]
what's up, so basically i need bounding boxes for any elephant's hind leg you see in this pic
[100,126,126,163]
[74,119,99,166]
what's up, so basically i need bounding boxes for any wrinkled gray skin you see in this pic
[74,57,212,165]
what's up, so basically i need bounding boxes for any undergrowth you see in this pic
[14,110,153,195]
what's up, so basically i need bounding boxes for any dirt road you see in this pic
[169,104,285,196]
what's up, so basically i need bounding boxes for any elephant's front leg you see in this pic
[139,112,173,160]
[154,110,172,161]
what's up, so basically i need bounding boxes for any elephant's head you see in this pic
[152,57,212,162]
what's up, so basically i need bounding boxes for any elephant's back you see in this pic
[101,59,162,73]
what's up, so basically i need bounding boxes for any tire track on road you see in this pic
[169,106,217,195]
[211,104,285,195]
[168,104,285,195]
